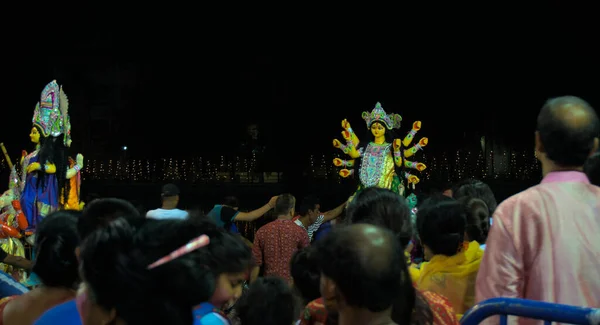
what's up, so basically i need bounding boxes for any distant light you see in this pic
[122,146,128,151]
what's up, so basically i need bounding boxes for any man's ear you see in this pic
[321,275,337,302]
[535,131,545,154]
[591,138,599,155]
[101,308,118,325]
[75,246,81,262]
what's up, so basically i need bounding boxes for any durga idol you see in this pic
[332,102,429,197]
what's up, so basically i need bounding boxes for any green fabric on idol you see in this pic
[347,175,418,208]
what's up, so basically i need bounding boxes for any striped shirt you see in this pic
[294,215,324,241]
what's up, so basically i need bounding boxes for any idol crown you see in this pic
[32,80,71,146]
[361,102,402,130]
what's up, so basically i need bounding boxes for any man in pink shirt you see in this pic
[476,96,600,313]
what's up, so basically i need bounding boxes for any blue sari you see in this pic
[20,152,59,232]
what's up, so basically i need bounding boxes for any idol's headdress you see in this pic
[362,102,402,130]
[32,80,72,146]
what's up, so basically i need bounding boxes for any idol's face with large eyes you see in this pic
[30,127,40,144]
[370,122,386,138]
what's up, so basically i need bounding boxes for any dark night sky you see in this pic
[2,4,598,162]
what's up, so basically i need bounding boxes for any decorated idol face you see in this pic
[30,127,40,144]
[370,122,386,139]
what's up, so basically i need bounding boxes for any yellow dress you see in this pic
[59,159,82,210]
[413,241,484,317]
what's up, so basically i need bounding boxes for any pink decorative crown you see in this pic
[361,102,402,130]
[32,80,71,146]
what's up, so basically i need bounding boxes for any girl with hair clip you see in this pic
[192,226,254,325]
[77,217,214,325]
[77,216,253,325]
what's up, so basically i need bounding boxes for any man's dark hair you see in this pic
[78,198,142,240]
[236,277,299,325]
[296,195,320,217]
[274,194,295,216]
[222,196,239,208]
[584,151,600,186]
[314,224,407,312]
[537,96,600,166]
[161,183,180,198]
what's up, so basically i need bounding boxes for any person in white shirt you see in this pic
[294,196,346,241]
[146,184,188,220]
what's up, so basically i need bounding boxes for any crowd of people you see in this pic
[0,95,597,324]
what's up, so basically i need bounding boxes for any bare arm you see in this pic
[234,196,278,222]
[250,266,260,283]
[322,202,346,222]
[66,154,84,179]
[3,255,33,270]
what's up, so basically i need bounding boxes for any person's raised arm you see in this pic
[322,201,346,222]
[2,253,32,270]
[234,196,278,222]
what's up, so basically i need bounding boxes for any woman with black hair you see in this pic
[457,197,490,249]
[291,247,321,306]
[77,215,252,325]
[0,210,80,325]
[192,225,254,325]
[77,217,214,325]
[236,277,299,325]
[414,197,483,317]
[343,187,459,325]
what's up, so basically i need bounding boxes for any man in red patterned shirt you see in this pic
[251,194,309,283]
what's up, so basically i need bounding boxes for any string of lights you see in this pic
[0,149,541,183]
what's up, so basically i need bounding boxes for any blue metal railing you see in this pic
[460,298,600,325]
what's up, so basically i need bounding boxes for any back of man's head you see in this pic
[537,96,600,166]
[274,194,295,217]
[222,196,239,208]
[314,224,405,312]
[161,184,180,200]
[78,198,142,240]
[296,196,320,217]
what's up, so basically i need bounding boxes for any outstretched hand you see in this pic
[393,139,401,150]
[76,154,84,167]
[26,162,41,174]
[268,196,278,208]
[341,119,351,130]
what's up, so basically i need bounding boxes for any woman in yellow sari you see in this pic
[412,196,484,317]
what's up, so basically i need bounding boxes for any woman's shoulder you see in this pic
[0,295,25,325]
